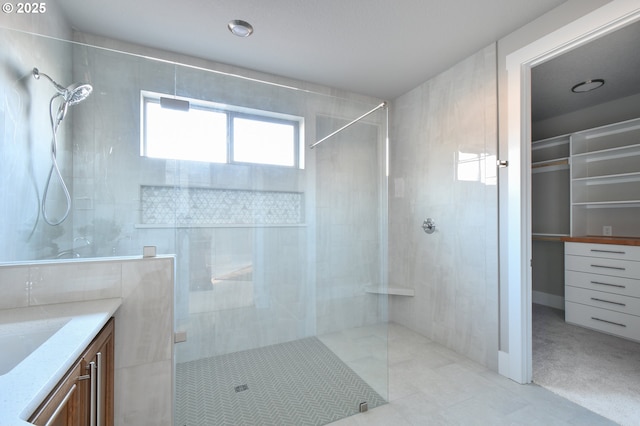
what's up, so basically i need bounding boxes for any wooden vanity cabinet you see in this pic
[29,318,114,426]
[28,361,83,426]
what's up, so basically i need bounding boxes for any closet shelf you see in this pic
[532,158,569,168]
[572,142,640,158]
[572,200,640,207]
[572,171,640,183]
[532,233,569,242]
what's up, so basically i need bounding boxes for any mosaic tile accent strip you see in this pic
[141,185,303,225]
[175,337,386,426]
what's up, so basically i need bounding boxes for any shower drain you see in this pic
[235,384,249,393]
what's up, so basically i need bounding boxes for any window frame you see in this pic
[140,90,304,168]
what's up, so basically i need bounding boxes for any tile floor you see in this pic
[327,323,615,425]
[175,337,385,425]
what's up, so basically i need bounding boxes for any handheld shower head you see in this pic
[33,67,94,226]
[64,83,93,105]
[32,67,93,106]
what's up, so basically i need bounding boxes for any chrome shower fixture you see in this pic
[32,67,93,105]
[32,67,93,226]
[33,67,92,124]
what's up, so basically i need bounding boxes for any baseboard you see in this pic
[498,350,510,378]
[532,290,564,310]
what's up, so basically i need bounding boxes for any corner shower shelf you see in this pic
[365,285,415,297]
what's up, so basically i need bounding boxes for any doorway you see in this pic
[500,0,640,386]
[528,18,640,425]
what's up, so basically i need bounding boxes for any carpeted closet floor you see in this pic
[533,303,640,426]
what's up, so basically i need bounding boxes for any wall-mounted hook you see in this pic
[422,218,436,234]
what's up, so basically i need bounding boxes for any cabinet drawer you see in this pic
[565,270,640,298]
[565,285,640,316]
[565,255,640,279]
[565,242,640,261]
[566,301,640,342]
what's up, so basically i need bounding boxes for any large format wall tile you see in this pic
[29,261,121,305]
[389,44,499,370]
[117,257,174,369]
[115,360,173,426]
[0,267,29,309]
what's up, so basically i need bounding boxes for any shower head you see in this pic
[63,82,93,105]
[32,67,93,105]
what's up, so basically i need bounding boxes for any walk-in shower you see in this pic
[32,67,92,226]
[4,28,388,425]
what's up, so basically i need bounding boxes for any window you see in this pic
[141,92,302,167]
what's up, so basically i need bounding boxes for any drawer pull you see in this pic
[590,249,626,255]
[591,280,626,289]
[44,383,77,426]
[591,317,626,327]
[590,297,626,307]
[590,264,626,271]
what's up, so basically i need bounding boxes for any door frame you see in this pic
[500,0,640,383]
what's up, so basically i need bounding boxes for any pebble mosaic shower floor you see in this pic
[175,337,386,425]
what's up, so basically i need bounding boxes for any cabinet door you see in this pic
[80,318,115,426]
[29,362,82,426]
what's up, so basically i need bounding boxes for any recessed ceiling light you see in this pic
[228,20,254,37]
[571,79,605,93]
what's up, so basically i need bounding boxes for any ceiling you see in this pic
[57,0,568,100]
[532,19,640,122]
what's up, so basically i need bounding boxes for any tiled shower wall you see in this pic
[315,116,387,334]
[0,23,73,261]
[389,44,499,370]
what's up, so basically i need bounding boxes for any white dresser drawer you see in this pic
[565,242,640,261]
[566,270,640,298]
[565,285,640,316]
[565,255,640,279]
[566,301,640,342]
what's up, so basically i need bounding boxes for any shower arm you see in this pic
[309,101,387,149]
[33,68,67,95]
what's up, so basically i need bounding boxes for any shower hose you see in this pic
[42,94,72,226]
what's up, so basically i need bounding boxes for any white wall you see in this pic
[389,45,499,370]
[533,92,640,140]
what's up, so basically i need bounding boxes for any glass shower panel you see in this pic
[314,112,389,402]
[171,60,389,424]
[171,64,312,366]
[69,44,181,260]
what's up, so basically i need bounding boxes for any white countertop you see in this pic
[0,298,122,425]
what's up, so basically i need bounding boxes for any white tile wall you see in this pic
[389,44,499,370]
[29,262,121,305]
[0,267,29,309]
